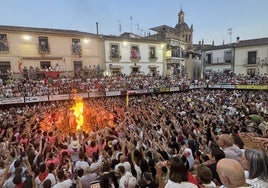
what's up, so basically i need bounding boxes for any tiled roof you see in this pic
[0,25,95,36]
[236,37,268,47]
[150,25,178,33]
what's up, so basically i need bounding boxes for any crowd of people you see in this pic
[0,84,267,187]
[0,70,268,98]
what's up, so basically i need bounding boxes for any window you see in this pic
[247,68,255,76]
[248,51,257,64]
[225,51,232,63]
[131,67,139,73]
[0,61,10,82]
[40,61,51,70]
[149,46,156,59]
[72,38,81,55]
[111,68,121,74]
[110,44,120,60]
[74,61,82,78]
[38,36,49,53]
[171,46,181,57]
[206,53,212,64]
[130,45,140,61]
[0,34,9,52]
[73,61,82,71]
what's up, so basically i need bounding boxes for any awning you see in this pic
[130,65,141,68]
[110,65,123,69]
[148,65,158,68]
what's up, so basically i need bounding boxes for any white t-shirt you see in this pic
[74,160,90,171]
[119,172,134,188]
[182,147,194,169]
[52,179,73,188]
[165,180,198,188]
[35,173,56,188]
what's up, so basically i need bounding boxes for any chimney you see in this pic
[236,37,240,44]
[96,22,99,35]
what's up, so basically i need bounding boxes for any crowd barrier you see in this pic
[0,84,267,105]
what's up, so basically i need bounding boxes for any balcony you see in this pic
[204,57,232,65]
[130,50,140,62]
[149,56,158,62]
[72,44,82,57]
[109,51,121,62]
[38,45,50,55]
[130,56,141,62]
[244,58,260,67]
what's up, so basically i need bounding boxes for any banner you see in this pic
[159,87,170,92]
[0,97,24,105]
[70,93,89,99]
[170,87,180,92]
[49,94,70,101]
[106,91,121,96]
[221,85,236,89]
[25,96,49,103]
[18,57,22,72]
[236,85,268,90]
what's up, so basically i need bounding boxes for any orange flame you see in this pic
[71,97,84,131]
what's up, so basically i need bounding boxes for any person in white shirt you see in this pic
[35,163,56,188]
[118,165,136,188]
[74,152,89,172]
[52,170,72,188]
[179,141,195,170]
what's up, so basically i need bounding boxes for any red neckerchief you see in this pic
[38,172,49,182]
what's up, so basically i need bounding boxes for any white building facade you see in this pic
[234,37,268,76]
[103,36,164,75]
[0,26,103,79]
[201,45,234,76]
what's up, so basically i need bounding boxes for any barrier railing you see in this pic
[0,84,267,105]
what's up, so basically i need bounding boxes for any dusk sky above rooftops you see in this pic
[2,0,268,45]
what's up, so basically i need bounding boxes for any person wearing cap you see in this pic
[68,140,81,163]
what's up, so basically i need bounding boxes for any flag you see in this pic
[126,92,129,106]
[18,56,22,72]
[227,28,232,34]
